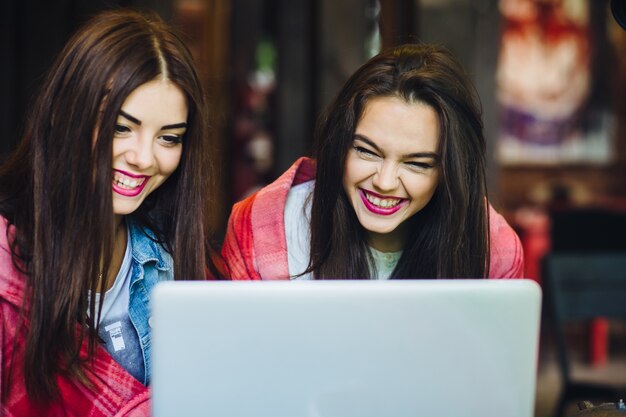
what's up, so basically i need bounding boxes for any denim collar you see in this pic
[127,218,172,272]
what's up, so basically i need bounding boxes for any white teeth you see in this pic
[114,176,141,189]
[365,193,400,208]
[121,178,138,187]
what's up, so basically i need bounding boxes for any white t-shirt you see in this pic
[91,231,145,382]
[284,180,402,280]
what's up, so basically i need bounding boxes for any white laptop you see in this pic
[151,279,541,417]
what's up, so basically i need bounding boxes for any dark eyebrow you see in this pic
[119,110,141,125]
[119,110,187,130]
[161,122,187,130]
[354,134,440,160]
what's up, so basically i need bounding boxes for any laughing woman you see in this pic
[0,9,222,416]
[223,43,523,280]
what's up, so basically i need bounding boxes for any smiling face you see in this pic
[342,96,440,252]
[111,78,187,217]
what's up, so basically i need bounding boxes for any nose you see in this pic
[124,135,154,170]
[372,160,399,192]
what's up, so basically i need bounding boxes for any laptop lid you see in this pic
[151,279,541,417]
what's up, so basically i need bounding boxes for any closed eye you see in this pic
[353,145,379,159]
[406,161,433,168]
[404,161,434,171]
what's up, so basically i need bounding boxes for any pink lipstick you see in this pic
[112,169,149,197]
[358,189,406,215]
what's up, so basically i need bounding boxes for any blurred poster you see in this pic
[496,0,614,165]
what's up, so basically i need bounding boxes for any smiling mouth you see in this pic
[113,174,144,189]
[359,189,406,215]
[364,192,402,209]
[112,171,149,197]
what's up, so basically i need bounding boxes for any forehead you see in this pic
[119,79,188,124]
[356,96,440,153]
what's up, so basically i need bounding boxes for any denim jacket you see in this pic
[127,219,174,385]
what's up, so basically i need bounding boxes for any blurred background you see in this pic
[1,1,626,415]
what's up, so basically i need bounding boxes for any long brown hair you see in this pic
[0,9,221,401]
[309,43,489,279]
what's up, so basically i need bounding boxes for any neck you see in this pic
[367,226,406,253]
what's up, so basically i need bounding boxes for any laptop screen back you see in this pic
[151,279,541,417]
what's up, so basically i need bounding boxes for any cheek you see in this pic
[343,157,371,185]
[111,141,122,160]
[158,148,183,176]
[408,176,439,203]
[342,158,363,196]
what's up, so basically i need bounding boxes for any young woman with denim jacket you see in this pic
[0,9,222,415]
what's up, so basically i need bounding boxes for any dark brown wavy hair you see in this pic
[0,9,222,402]
[309,43,489,280]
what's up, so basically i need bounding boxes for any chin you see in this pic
[361,223,401,236]
[112,203,141,216]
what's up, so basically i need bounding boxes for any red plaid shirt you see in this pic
[1,218,151,416]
